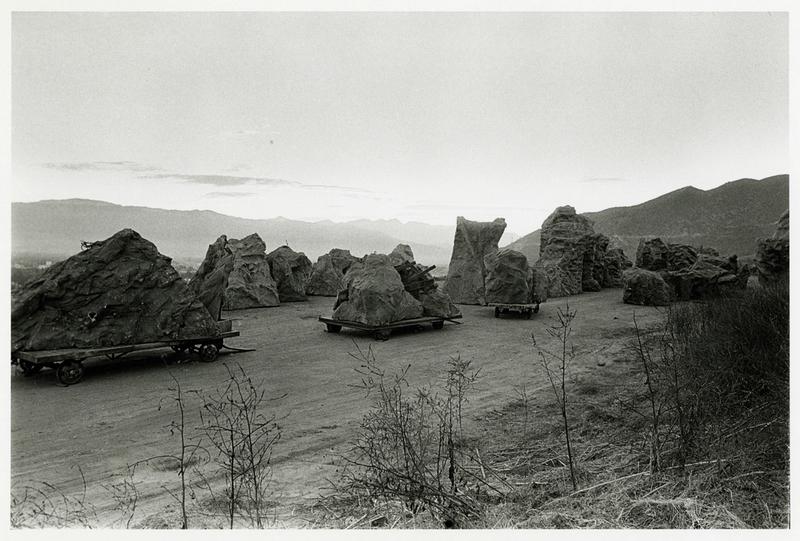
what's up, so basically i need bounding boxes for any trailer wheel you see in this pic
[432,321,444,330]
[494,307,501,318]
[374,329,391,341]
[19,361,42,377]
[171,344,188,354]
[534,304,540,314]
[525,309,532,320]
[326,323,342,333]
[199,343,219,363]
[56,361,84,385]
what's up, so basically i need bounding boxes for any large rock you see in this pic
[529,266,549,303]
[389,244,415,266]
[328,248,359,274]
[266,245,313,302]
[442,217,507,305]
[11,229,219,354]
[536,206,620,297]
[419,289,462,319]
[602,247,633,288]
[223,234,280,309]
[622,268,672,306]
[306,254,346,297]
[332,254,424,325]
[755,210,789,285]
[484,249,532,304]
[635,238,698,272]
[188,235,235,320]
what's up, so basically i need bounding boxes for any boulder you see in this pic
[529,266,549,304]
[389,244,415,266]
[755,210,789,285]
[602,247,633,288]
[484,249,532,304]
[223,234,280,309]
[11,229,219,354]
[328,248,359,274]
[419,289,462,319]
[332,254,424,325]
[635,238,698,272]
[442,217,507,305]
[266,245,313,302]
[536,206,618,297]
[306,254,346,297]
[188,235,235,320]
[622,268,672,306]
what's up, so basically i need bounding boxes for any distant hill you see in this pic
[11,199,456,266]
[505,175,789,262]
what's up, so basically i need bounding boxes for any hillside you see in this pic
[505,175,789,262]
[11,199,455,265]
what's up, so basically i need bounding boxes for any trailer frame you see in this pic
[318,315,462,341]
[488,302,541,319]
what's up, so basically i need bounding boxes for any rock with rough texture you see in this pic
[484,249,532,304]
[389,244,415,267]
[419,289,462,319]
[602,248,633,288]
[635,238,698,272]
[622,268,672,306]
[529,266,549,303]
[306,254,346,297]
[536,206,619,297]
[755,210,789,285]
[328,248,360,275]
[11,229,219,354]
[266,245,313,302]
[442,217,507,305]
[188,235,235,320]
[332,254,423,325]
[224,234,280,309]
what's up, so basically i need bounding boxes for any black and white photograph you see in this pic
[5,1,793,531]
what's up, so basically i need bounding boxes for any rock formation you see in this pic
[389,244,415,266]
[332,254,424,325]
[626,237,747,305]
[483,249,534,304]
[306,254,345,297]
[11,229,219,354]
[442,217,507,305]
[189,233,279,312]
[188,235,235,320]
[622,268,672,306]
[755,210,789,285]
[266,245,313,302]
[224,234,281,309]
[536,206,627,297]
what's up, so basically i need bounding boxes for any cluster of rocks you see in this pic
[535,206,632,298]
[755,210,789,285]
[622,238,748,306]
[190,234,312,312]
[332,245,461,326]
[11,229,220,354]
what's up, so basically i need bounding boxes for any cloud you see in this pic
[204,191,257,198]
[41,161,162,172]
[147,172,373,195]
[579,176,630,183]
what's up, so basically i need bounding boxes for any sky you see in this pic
[11,11,789,236]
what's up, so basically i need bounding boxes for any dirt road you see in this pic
[10,289,663,527]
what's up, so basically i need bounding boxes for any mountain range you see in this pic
[505,174,789,262]
[11,174,788,270]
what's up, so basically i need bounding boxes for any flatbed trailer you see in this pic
[318,315,462,341]
[489,302,540,319]
[12,330,240,385]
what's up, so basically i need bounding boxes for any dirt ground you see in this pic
[10,288,664,528]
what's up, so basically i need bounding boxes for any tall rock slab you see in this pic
[755,210,789,285]
[224,234,280,309]
[267,245,313,302]
[442,217,507,305]
[188,235,235,319]
[11,229,219,354]
[536,206,617,297]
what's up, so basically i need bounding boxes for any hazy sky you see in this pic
[12,11,788,235]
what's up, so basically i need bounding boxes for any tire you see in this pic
[374,330,391,341]
[56,361,84,385]
[525,310,532,319]
[199,343,219,363]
